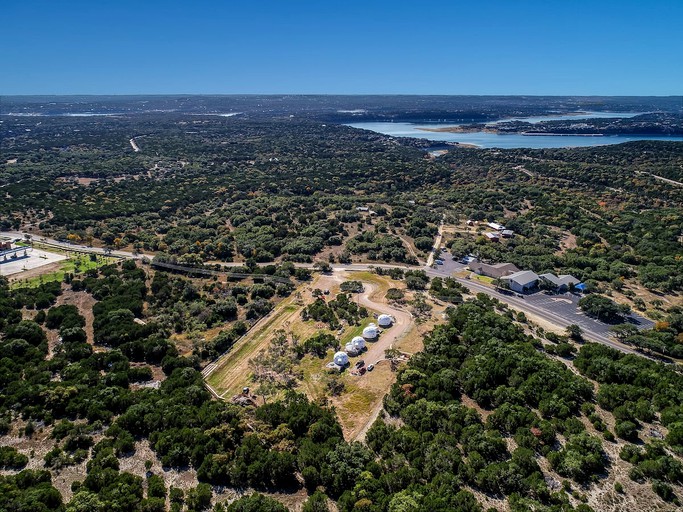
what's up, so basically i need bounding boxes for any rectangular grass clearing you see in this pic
[10,255,115,289]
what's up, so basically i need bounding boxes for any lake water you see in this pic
[347,112,683,149]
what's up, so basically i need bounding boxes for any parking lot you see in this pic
[427,252,654,346]
[428,250,468,276]
[525,290,654,337]
[0,248,67,276]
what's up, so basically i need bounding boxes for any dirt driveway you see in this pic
[352,280,413,367]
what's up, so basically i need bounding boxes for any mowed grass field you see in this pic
[10,254,116,289]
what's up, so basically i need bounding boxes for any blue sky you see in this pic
[2,0,682,95]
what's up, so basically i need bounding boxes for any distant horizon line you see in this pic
[2,93,683,99]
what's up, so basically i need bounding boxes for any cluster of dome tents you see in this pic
[329,314,394,369]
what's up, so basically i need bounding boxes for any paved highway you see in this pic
[0,231,137,259]
[1,231,655,358]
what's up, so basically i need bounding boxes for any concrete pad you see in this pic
[0,248,67,276]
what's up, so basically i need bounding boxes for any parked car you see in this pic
[367,364,374,371]
[355,360,365,369]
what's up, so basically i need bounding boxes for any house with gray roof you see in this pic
[502,270,539,293]
[469,261,520,279]
[539,273,580,291]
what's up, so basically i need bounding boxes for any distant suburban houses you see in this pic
[487,222,505,231]
[481,222,514,242]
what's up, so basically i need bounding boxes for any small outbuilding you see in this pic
[362,323,378,340]
[377,314,393,327]
[333,351,349,367]
[487,222,505,231]
[326,362,343,373]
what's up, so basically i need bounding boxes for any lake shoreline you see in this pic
[347,113,683,149]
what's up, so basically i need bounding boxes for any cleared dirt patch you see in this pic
[556,231,578,255]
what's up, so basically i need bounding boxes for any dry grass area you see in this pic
[205,270,439,440]
[6,261,62,283]
[517,316,683,512]
[0,419,103,502]
[0,421,201,505]
[442,221,479,238]
[556,231,578,254]
[610,282,683,319]
[206,272,341,398]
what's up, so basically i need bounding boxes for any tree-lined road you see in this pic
[1,230,655,359]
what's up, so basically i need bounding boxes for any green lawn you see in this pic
[11,255,115,289]
[340,314,375,345]
[471,273,495,285]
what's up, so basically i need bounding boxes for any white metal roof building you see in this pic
[502,270,539,293]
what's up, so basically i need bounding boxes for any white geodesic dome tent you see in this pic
[362,323,378,340]
[351,336,366,351]
[377,314,393,327]
[333,351,349,366]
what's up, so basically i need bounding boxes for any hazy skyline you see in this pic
[2,0,682,96]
